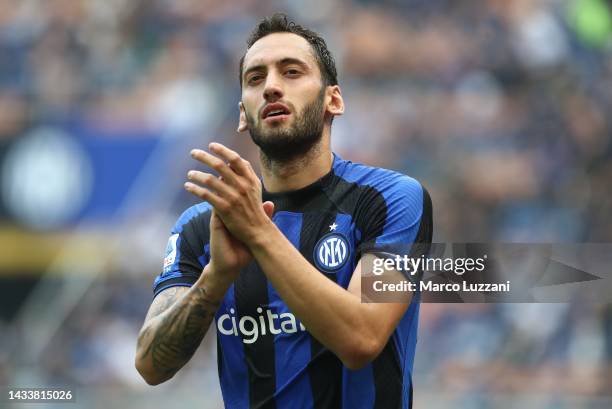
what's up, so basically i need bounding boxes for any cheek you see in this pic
[242,103,258,123]
[241,92,259,116]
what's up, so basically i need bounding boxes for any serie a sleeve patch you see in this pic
[163,233,179,273]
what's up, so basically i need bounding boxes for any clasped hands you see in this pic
[184,142,274,248]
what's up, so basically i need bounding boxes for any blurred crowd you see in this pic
[1,0,612,407]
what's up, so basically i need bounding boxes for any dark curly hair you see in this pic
[239,13,338,88]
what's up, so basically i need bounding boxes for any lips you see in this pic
[261,103,290,119]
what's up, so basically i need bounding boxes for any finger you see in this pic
[184,182,229,211]
[208,142,252,177]
[262,201,275,219]
[190,148,239,186]
[209,208,227,231]
[187,170,234,198]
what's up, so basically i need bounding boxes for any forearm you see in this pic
[135,267,227,384]
[249,224,379,368]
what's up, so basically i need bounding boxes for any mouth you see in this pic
[261,103,291,123]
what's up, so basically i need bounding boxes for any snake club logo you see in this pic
[314,233,350,272]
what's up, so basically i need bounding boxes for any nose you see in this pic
[263,72,283,102]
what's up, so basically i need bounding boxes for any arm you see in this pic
[249,224,411,369]
[135,266,229,385]
[136,202,275,385]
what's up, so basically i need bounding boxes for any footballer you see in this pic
[135,13,432,408]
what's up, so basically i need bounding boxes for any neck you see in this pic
[260,133,333,193]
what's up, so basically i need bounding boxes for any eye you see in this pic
[247,74,263,85]
[285,68,301,76]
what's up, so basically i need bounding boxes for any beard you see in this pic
[245,87,325,163]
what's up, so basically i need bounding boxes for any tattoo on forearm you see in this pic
[137,287,219,378]
[145,287,181,321]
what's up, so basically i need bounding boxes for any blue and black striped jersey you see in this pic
[153,153,433,409]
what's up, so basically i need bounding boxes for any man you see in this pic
[135,13,432,408]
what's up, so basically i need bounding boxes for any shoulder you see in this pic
[171,202,213,234]
[331,154,426,211]
[331,155,433,247]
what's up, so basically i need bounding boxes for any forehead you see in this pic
[243,32,318,71]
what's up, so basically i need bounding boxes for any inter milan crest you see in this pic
[314,229,350,272]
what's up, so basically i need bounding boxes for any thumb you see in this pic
[262,201,275,219]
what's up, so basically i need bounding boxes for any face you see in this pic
[239,33,342,162]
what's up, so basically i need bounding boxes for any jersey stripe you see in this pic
[235,262,277,409]
[218,284,250,409]
[270,212,313,409]
[300,210,343,408]
[341,366,374,409]
[372,341,402,408]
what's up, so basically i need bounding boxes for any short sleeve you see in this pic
[356,177,433,261]
[152,203,212,297]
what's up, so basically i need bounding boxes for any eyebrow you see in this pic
[243,57,310,81]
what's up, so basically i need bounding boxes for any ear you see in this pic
[325,85,344,118]
[237,101,248,132]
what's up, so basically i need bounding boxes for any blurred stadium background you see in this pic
[1,0,611,408]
